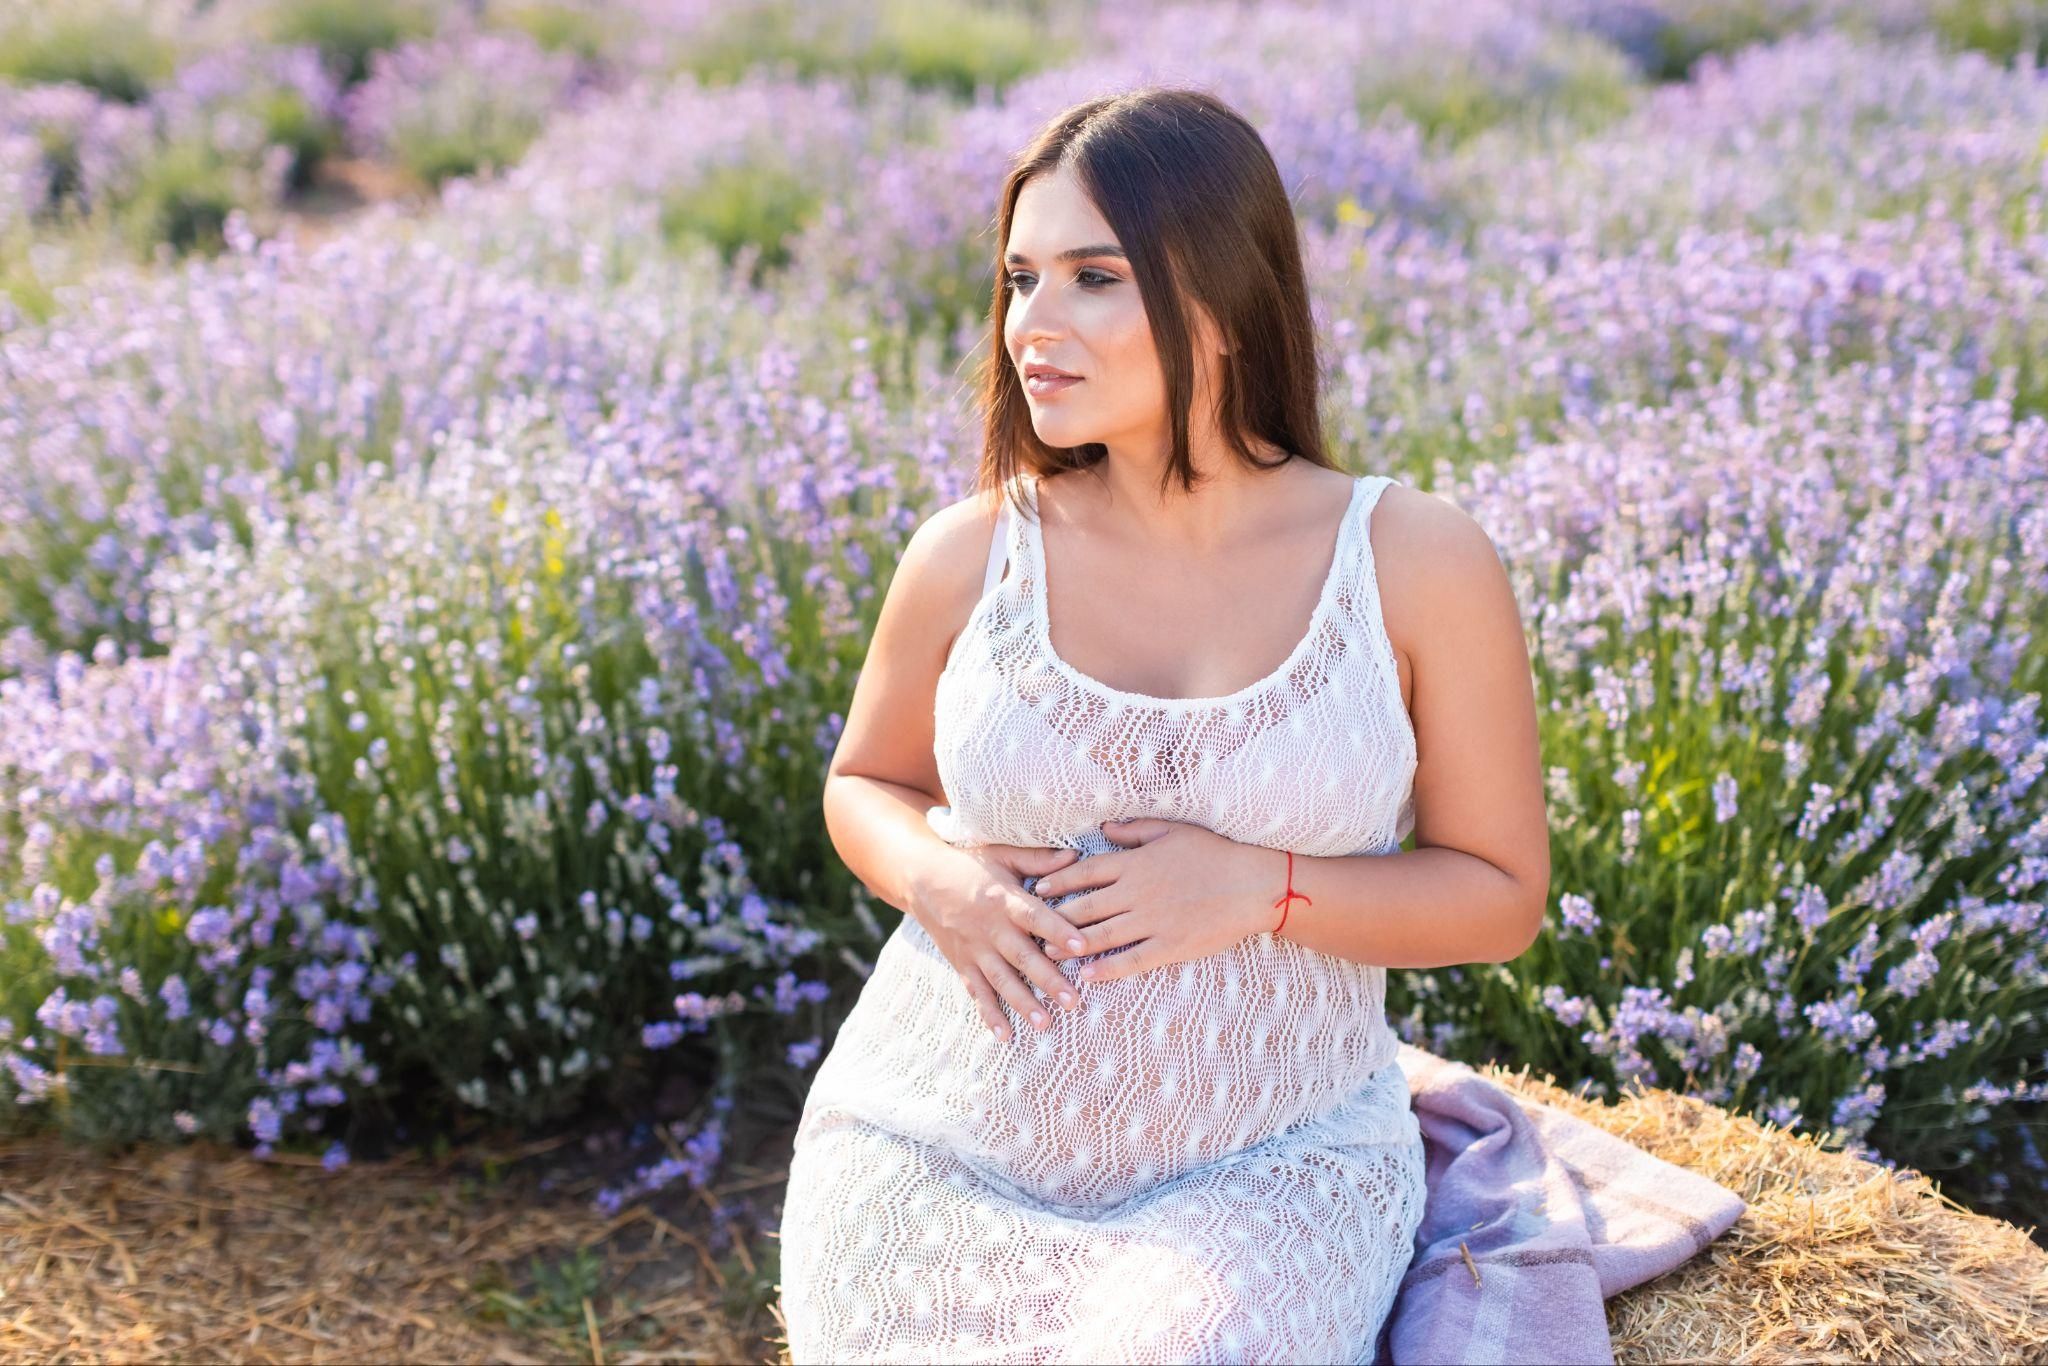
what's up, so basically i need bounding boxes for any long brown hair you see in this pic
[975,85,1337,521]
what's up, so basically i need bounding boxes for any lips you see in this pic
[1024,361,1083,397]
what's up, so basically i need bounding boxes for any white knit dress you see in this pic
[779,471,1427,1364]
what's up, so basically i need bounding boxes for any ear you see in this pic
[1186,295,1229,359]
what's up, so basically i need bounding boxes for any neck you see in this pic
[1067,443,1299,554]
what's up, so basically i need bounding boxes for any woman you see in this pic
[778,86,1549,1364]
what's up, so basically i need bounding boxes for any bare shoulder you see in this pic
[898,486,1012,651]
[823,484,1012,789]
[1369,481,1514,676]
[913,485,1007,618]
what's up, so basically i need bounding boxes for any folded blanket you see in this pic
[1374,1042,1749,1366]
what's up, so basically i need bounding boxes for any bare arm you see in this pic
[1259,485,1551,967]
[822,485,1087,1037]
[821,491,989,911]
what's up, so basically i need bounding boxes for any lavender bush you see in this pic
[137,397,858,1125]
[151,41,345,192]
[1539,0,2048,76]
[1438,29,2048,250]
[0,80,157,220]
[0,639,386,1148]
[0,41,341,278]
[250,0,442,88]
[1389,361,2048,1226]
[339,25,595,188]
[0,221,725,673]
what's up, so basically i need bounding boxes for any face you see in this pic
[1002,162,1229,460]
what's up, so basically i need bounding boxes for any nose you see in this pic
[1006,274,1067,346]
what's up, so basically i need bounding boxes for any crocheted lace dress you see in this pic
[779,472,1426,1364]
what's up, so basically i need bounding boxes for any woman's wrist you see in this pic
[1269,847,1312,937]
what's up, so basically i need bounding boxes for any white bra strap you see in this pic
[980,496,1012,598]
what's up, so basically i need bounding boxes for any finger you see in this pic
[1003,930,1080,1011]
[1071,911,1151,977]
[962,966,1014,1041]
[1003,844,1080,877]
[1077,939,1151,983]
[1040,886,1123,931]
[1009,895,1088,958]
[1029,852,1120,903]
[980,946,1058,1033]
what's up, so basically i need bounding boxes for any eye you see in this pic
[1003,268,1119,294]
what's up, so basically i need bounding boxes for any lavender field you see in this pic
[3,0,2046,1254]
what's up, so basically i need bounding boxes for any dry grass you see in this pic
[0,1121,791,1364]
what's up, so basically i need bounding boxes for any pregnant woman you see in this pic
[778,86,1550,1363]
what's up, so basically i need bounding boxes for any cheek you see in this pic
[1090,298,1160,392]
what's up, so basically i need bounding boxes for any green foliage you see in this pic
[677,0,1064,99]
[657,163,820,279]
[388,124,528,189]
[869,0,1050,99]
[1655,0,1823,82]
[266,0,438,86]
[0,6,179,103]
[1365,31,1640,147]
[254,86,345,190]
[376,76,563,189]
[719,1236,782,1325]
[1384,453,2048,1214]
[487,1,616,63]
[1927,0,2048,63]
[115,138,246,257]
[0,216,129,325]
[0,247,59,324]
[473,1245,607,1340]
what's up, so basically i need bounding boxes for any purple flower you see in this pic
[248,1097,283,1145]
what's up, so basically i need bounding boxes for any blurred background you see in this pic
[3,0,2046,1357]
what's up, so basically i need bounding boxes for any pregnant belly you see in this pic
[857,915,1396,1210]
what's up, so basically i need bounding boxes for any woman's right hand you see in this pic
[907,842,1089,1041]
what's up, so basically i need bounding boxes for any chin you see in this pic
[1032,410,1097,431]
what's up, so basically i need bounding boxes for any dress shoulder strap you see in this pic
[979,491,1012,598]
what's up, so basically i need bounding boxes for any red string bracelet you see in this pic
[1271,849,1312,935]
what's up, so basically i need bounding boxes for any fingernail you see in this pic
[1031,1010,1046,1026]
[1068,938,1084,951]
[1080,966,1096,979]
[1059,991,1075,1006]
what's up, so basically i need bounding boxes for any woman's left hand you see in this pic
[1024,818,1285,984]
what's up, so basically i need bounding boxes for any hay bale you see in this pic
[768,1061,2048,1363]
[1477,1058,2048,1362]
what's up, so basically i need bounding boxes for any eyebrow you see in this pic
[1003,243,1127,265]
